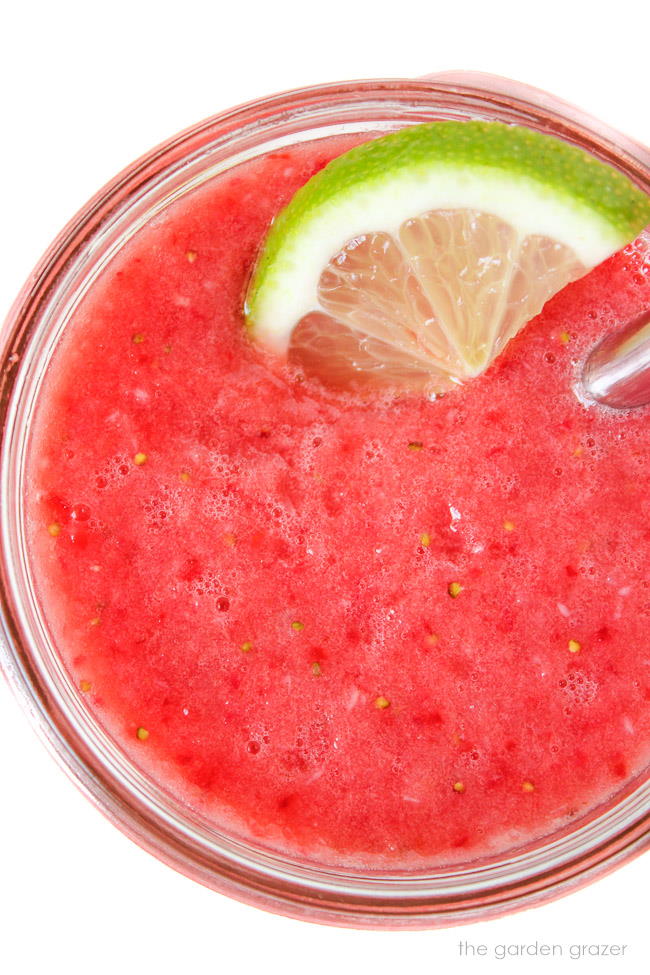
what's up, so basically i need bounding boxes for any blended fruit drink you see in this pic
[25,122,650,868]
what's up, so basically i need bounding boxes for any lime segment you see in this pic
[246,122,650,392]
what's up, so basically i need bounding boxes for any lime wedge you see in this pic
[246,121,650,392]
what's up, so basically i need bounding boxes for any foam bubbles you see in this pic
[560,670,599,712]
[142,485,181,533]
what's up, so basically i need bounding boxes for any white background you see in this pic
[1,2,648,973]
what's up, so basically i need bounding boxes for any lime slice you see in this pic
[246,121,650,393]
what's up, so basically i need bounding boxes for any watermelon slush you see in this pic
[25,135,650,867]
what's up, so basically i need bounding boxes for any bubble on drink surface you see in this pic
[94,453,133,487]
[294,422,332,474]
[559,671,599,711]
[142,486,181,533]
[181,566,236,601]
[363,439,386,464]
[289,717,333,769]
[205,453,243,479]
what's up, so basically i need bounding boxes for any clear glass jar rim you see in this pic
[1,74,648,928]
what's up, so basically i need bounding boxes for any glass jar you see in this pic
[1,73,648,928]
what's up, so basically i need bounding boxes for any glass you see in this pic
[1,73,648,929]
